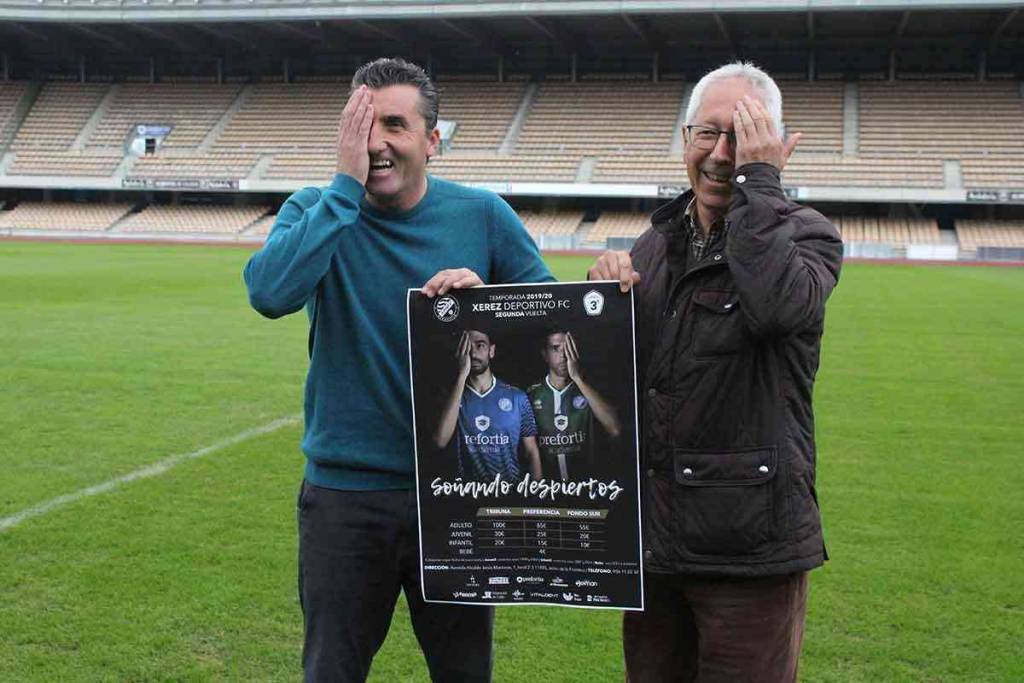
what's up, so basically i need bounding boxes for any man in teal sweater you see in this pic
[244,58,552,682]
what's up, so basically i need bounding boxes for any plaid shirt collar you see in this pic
[681,197,726,263]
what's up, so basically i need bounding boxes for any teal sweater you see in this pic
[244,174,553,490]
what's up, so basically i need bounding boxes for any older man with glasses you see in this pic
[588,62,843,682]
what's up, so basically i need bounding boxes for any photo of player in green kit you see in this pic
[527,330,622,481]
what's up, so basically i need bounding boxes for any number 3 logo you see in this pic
[583,290,604,317]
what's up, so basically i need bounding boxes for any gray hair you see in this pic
[685,61,783,139]
[351,57,439,132]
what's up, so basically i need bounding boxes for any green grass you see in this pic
[1,241,1022,681]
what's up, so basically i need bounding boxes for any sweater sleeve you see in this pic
[487,194,556,284]
[244,174,365,319]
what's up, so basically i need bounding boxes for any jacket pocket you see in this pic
[672,446,784,557]
[690,289,745,358]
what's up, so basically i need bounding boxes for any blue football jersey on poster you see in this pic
[456,378,536,481]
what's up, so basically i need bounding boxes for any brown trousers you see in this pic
[623,571,808,683]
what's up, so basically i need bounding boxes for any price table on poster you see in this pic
[471,507,608,552]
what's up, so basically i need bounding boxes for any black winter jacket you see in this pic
[630,162,843,577]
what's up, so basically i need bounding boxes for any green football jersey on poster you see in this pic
[526,377,594,480]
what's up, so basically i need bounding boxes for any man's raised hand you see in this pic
[565,332,582,382]
[733,94,801,172]
[587,250,640,293]
[336,85,374,184]
[456,331,471,379]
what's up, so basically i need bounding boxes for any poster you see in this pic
[407,282,642,610]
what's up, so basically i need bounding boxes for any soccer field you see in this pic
[1,241,1022,682]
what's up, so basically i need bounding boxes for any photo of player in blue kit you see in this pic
[433,329,543,482]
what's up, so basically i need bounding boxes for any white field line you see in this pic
[0,414,301,533]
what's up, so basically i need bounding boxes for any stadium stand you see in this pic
[0,81,28,145]
[245,214,277,236]
[129,152,260,180]
[212,82,345,153]
[517,209,584,239]
[955,219,1024,249]
[516,79,681,157]
[782,156,944,188]
[778,81,845,154]
[114,204,269,234]
[858,82,1024,158]
[9,82,107,151]
[587,211,652,241]
[829,215,942,245]
[960,155,1024,189]
[436,78,528,151]
[87,82,242,149]
[0,201,132,231]
[7,149,124,177]
[428,154,580,183]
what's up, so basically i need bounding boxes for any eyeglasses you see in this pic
[685,125,737,151]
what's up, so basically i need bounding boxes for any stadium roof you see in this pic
[0,4,1021,67]
[1,0,1023,23]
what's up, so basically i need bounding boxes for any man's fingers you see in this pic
[735,99,759,141]
[420,271,446,297]
[782,132,802,167]
[450,274,481,290]
[587,251,639,291]
[358,103,374,141]
[741,96,771,141]
[744,95,772,140]
[340,86,360,119]
[566,332,579,359]
[732,110,748,149]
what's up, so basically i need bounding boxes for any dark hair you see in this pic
[351,57,439,131]
[540,327,566,349]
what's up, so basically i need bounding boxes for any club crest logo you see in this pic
[433,295,459,322]
[474,415,490,432]
[554,414,569,432]
[583,290,605,317]
[498,398,513,412]
[573,395,587,410]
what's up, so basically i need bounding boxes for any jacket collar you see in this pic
[651,189,695,236]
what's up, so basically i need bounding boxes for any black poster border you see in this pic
[406,281,644,611]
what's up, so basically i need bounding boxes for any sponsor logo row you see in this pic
[452,589,612,604]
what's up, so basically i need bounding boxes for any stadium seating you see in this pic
[959,155,1024,189]
[87,82,242,149]
[518,210,584,239]
[955,219,1024,248]
[212,82,345,152]
[516,80,682,157]
[587,211,651,241]
[129,152,260,180]
[0,201,132,231]
[245,214,277,235]
[114,204,269,234]
[428,154,580,183]
[7,149,123,176]
[782,155,944,188]
[0,82,28,144]
[829,215,942,245]
[858,82,1024,158]
[778,81,845,153]
[437,78,528,151]
[592,155,687,185]
[10,82,108,151]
